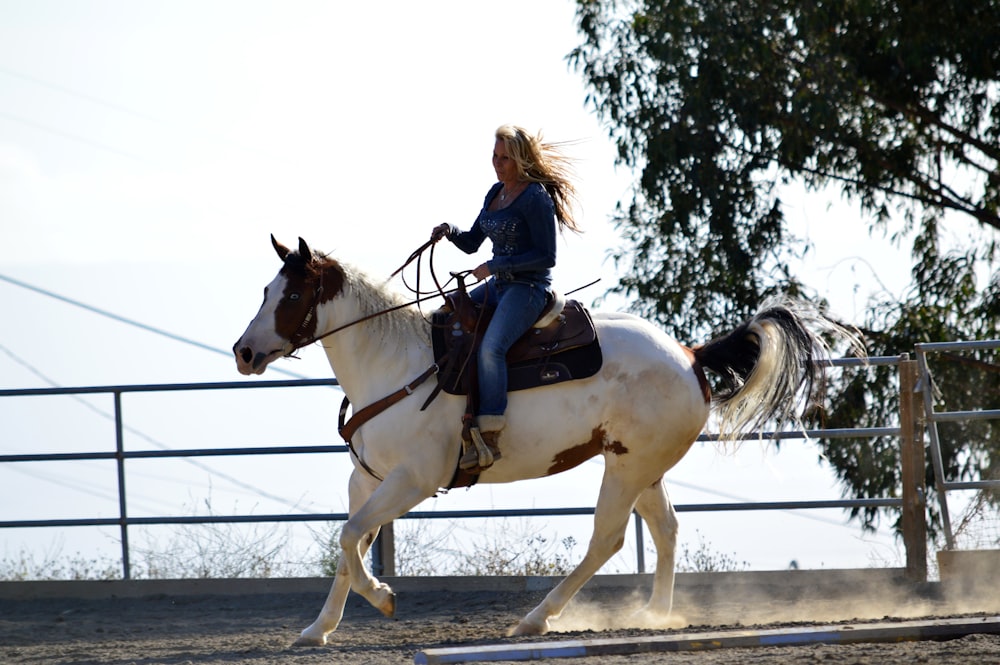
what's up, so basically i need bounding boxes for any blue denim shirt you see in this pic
[446,182,557,288]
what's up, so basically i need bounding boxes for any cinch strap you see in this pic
[337,364,440,481]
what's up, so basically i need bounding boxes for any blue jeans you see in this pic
[469,279,548,417]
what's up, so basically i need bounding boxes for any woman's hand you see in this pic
[430,223,451,242]
[472,262,491,281]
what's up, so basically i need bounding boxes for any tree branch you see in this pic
[718,133,1000,232]
[868,89,1000,164]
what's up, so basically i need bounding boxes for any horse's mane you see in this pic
[311,251,431,345]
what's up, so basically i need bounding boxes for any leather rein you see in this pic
[283,238,444,354]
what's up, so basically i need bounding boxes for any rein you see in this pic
[284,239,456,356]
[287,290,447,354]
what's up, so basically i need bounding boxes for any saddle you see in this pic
[429,286,603,401]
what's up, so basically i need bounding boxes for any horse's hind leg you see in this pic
[511,471,641,636]
[633,478,680,620]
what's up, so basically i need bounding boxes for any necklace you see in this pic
[500,182,523,202]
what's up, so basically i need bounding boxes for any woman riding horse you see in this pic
[430,124,580,473]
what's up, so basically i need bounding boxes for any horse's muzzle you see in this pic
[233,342,269,375]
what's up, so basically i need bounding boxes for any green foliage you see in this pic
[0,522,580,581]
[392,520,451,577]
[820,227,1000,536]
[453,533,577,577]
[674,530,749,573]
[571,0,1000,539]
[132,521,298,579]
[311,521,344,577]
[130,497,317,579]
[572,0,1000,337]
[0,547,120,581]
[1,518,752,580]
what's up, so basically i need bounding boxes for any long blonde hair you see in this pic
[496,124,581,233]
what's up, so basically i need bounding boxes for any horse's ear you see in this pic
[298,237,313,263]
[271,234,291,261]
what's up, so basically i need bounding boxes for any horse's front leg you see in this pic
[298,467,433,646]
[296,469,381,646]
[294,545,360,646]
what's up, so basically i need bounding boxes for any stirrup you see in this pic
[460,427,500,471]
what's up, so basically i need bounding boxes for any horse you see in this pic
[233,236,863,646]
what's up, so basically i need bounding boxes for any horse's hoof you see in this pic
[508,618,548,636]
[378,591,397,618]
[292,634,326,647]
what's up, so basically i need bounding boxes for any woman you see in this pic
[431,124,580,472]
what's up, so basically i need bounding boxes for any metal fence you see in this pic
[0,354,929,580]
[916,340,1000,550]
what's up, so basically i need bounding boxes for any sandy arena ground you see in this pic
[1,572,999,664]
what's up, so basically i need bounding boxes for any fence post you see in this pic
[372,522,396,577]
[899,358,927,581]
[113,391,132,580]
[634,512,646,574]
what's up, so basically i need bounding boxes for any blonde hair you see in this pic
[495,124,581,233]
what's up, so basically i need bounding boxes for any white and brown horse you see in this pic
[233,236,862,645]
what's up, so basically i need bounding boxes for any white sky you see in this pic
[0,0,926,576]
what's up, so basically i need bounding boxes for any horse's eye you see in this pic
[289,293,301,301]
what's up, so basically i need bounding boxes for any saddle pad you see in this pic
[506,337,603,392]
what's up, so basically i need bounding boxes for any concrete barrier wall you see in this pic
[0,568,915,601]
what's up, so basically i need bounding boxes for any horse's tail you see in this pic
[692,297,865,442]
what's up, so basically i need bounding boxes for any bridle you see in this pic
[281,286,447,358]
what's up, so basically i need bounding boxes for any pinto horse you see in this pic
[233,236,862,645]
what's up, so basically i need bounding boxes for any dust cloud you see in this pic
[546,570,1000,634]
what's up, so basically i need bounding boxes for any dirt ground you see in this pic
[2,576,999,665]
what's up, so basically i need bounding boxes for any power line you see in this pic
[0,340,319,513]
[0,65,294,166]
[3,463,122,506]
[0,273,337,510]
[0,271,312,380]
[666,477,852,529]
[582,457,857,529]
[0,66,164,124]
[0,110,149,162]
[0,273,332,508]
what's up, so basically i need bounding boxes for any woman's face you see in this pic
[492,139,519,183]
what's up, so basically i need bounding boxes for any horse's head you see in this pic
[233,235,343,375]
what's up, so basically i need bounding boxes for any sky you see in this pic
[0,0,925,577]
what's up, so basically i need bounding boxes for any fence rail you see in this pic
[1,355,928,580]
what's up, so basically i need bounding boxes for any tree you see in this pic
[570,0,1000,540]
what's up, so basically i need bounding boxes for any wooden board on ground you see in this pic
[415,615,1000,664]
